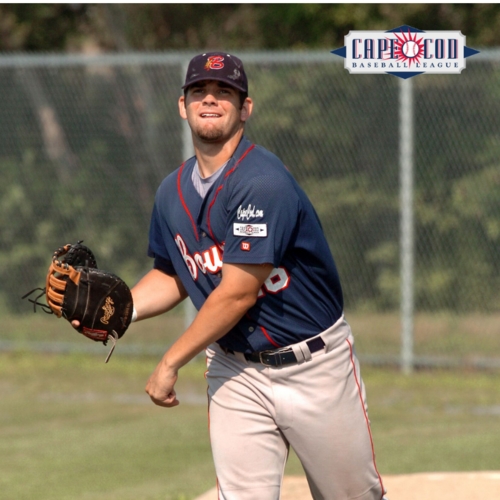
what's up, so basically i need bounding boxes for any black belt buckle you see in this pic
[258,350,281,366]
[259,348,298,367]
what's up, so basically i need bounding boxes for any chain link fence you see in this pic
[1,51,499,368]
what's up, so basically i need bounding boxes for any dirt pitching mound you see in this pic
[195,471,500,499]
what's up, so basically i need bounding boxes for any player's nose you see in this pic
[202,92,218,105]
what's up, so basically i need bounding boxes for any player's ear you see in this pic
[240,97,253,123]
[178,95,187,120]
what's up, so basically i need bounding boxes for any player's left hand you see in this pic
[145,361,180,408]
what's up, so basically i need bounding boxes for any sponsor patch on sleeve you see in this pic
[233,223,267,237]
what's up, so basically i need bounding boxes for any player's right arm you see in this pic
[131,268,188,321]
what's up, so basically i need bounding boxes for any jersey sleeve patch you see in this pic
[233,223,267,237]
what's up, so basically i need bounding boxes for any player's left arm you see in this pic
[132,268,188,321]
[145,261,273,407]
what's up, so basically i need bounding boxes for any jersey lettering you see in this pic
[175,234,223,280]
[194,253,206,274]
[258,267,290,297]
[175,234,198,280]
[202,246,223,273]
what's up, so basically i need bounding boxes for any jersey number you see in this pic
[258,267,290,298]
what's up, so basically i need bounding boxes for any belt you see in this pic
[242,336,326,367]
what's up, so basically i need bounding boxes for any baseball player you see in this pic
[133,52,388,500]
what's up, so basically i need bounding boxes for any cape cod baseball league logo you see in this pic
[233,223,267,237]
[332,25,480,79]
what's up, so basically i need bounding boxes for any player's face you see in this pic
[179,80,252,144]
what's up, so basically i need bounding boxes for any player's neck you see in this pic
[193,130,243,178]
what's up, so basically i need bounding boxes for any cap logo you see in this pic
[228,69,241,81]
[205,55,224,70]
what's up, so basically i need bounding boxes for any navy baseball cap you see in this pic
[182,52,248,93]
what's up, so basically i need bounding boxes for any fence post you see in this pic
[399,78,415,375]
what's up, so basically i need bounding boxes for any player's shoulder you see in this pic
[234,139,295,184]
[246,142,286,170]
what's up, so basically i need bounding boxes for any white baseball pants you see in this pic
[205,316,387,500]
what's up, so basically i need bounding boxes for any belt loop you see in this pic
[299,341,313,361]
[291,343,306,364]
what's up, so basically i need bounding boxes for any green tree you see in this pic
[1,4,500,52]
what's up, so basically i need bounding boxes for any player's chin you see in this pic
[194,125,225,142]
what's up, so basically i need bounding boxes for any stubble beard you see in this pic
[195,126,225,143]
[192,118,242,144]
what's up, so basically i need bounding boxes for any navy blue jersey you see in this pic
[148,136,344,352]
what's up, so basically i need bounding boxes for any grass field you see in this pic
[1,312,500,499]
[2,349,500,500]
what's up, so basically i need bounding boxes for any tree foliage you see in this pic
[0,4,499,52]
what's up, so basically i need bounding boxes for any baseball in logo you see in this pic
[401,40,420,58]
[393,31,424,66]
[205,55,225,70]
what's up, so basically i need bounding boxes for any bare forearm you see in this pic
[131,268,188,321]
[162,283,255,370]
[161,263,273,370]
[144,262,273,407]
